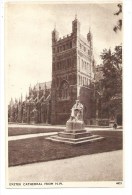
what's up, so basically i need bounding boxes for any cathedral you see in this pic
[8,16,98,125]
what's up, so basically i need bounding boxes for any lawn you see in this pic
[8,130,123,167]
[8,127,63,136]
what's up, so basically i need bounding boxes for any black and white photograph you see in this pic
[5,1,123,188]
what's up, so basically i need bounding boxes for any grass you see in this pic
[8,127,63,136]
[8,130,123,167]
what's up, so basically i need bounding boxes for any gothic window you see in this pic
[84,61,86,69]
[78,75,80,85]
[87,78,88,85]
[83,77,84,85]
[81,76,82,85]
[59,80,69,100]
[63,60,65,69]
[81,59,83,70]
[87,62,88,71]
[85,77,86,85]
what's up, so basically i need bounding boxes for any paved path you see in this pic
[8,124,66,129]
[8,150,123,182]
[8,123,122,131]
[8,132,58,141]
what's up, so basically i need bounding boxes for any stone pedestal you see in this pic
[47,100,104,144]
[47,119,104,145]
[66,120,84,132]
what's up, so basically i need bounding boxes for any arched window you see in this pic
[87,62,88,71]
[59,80,69,100]
[60,46,62,52]
[78,75,80,85]
[82,59,83,70]
[85,77,87,85]
[87,78,88,85]
[83,77,85,85]
[81,76,82,85]
[85,62,86,69]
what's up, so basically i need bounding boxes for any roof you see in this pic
[35,81,51,90]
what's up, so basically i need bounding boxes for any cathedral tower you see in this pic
[51,17,95,124]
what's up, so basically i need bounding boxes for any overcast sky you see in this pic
[5,3,122,102]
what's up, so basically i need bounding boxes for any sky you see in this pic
[5,2,122,102]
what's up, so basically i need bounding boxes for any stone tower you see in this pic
[51,16,95,125]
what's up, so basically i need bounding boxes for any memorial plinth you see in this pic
[47,100,104,145]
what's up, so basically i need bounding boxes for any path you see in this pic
[8,132,57,141]
[8,150,123,182]
[8,123,122,131]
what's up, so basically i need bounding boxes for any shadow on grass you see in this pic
[8,130,123,167]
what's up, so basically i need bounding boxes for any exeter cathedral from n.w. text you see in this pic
[8,16,99,125]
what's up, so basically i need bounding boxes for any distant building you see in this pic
[8,82,51,124]
[95,64,104,82]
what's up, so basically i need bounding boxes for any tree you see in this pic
[95,45,122,119]
[113,4,122,32]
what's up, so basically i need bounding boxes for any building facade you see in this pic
[51,16,96,124]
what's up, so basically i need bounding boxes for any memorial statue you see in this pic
[48,99,104,144]
[66,100,84,132]
[70,100,83,121]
